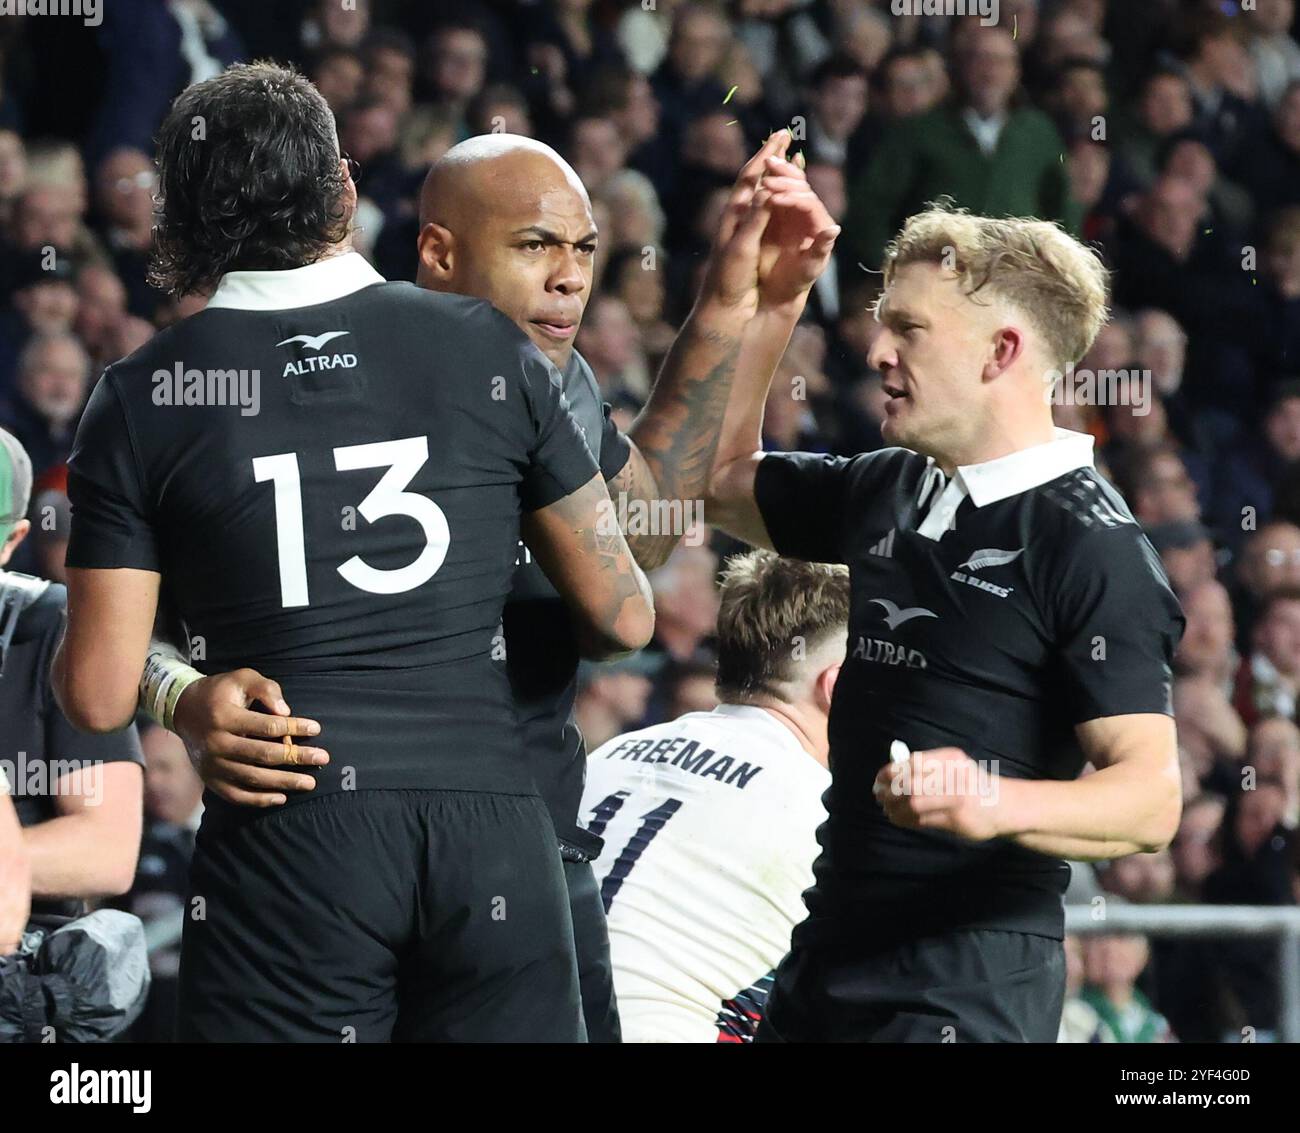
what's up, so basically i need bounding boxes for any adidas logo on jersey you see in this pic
[868,529,896,558]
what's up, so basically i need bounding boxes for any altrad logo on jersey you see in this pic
[277,330,358,377]
[852,597,935,669]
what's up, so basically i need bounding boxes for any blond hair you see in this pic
[881,202,1110,368]
[716,550,849,701]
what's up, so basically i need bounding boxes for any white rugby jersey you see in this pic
[582,703,830,1042]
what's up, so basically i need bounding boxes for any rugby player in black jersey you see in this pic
[52,62,665,1042]
[59,70,841,1040]
[704,205,1185,1042]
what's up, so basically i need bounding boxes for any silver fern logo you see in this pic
[959,548,1023,572]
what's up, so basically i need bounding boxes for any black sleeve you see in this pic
[1051,524,1185,725]
[65,370,159,571]
[753,451,861,564]
[598,401,631,483]
[516,344,601,512]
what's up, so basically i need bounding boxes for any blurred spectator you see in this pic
[803,55,871,178]
[575,294,648,401]
[1215,380,1300,546]
[1203,780,1299,1039]
[1240,80,1300,216]
[1172,794,1226,901]
[874,46,944,124]
[422,20,489,130]
[663,657,720,720]
[646,540,719,668]
[1,331,91,479]
[1058,934,1107,1042]
[1111,444,1201,525]
[93,147,158,318]
[1247,0,1300,109]
[1234,591,1300,726]
[309,45,365,114]
[1175,578,1237,688]
[602,248,675,368]
[846,25,1080,270]
[1173,673,1247,780]
[1116,68,1196,185]
[1081,933,1176,1043]
[576,654,658,752]
[1100,850,1176,905]
[1233,519,1300,650]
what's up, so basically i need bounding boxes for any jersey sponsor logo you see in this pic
[868,597,937,629]
[599,735,764,789]
[868,528,896,558]
[851,634,926,668]
[277,330,358,377]
[958,547,1023,571]
[275,331,351,350]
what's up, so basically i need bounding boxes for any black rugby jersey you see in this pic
[65,254,598,818]
[754,430,1184,941]
[504,348,630,855]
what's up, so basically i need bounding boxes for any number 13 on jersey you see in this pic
[253,436,451,608]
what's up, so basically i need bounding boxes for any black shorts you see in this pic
[176,789,583,1042]
[756,926,1065,1043]
[565,859,621,1043]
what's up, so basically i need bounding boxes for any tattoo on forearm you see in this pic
[623,323,743,567]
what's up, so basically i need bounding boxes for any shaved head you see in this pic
[416,133,599,367]
[419,134,589,228]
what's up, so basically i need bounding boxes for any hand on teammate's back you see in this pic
[172,670,328,806]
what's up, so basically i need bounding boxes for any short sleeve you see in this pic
[597,401,631,483]
[753,451,854,564]
[44,711,145,776]
[1051,525,1185,725]
[65,371,159,571]
[517,345,600,512]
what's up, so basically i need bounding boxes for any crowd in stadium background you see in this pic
[1,0,1299,1042]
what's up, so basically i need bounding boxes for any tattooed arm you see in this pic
[522,471,655,660]
[616,133,841,565]
[614,314,746,569]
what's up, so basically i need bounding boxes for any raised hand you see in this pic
[753,151,841,311]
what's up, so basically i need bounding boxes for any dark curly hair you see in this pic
[149,61,351,297]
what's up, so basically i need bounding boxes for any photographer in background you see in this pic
[0,427,143,920]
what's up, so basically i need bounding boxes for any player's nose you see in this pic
[868,330,897,373]
[549,248,587,295]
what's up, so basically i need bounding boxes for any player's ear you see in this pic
[815,662,841,713]
[985,325,1024,381]
[417,222,455,284]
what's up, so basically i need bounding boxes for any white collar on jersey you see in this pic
[951,427,1095,507]
[206,250,386,311]
[915,428,1095,540]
